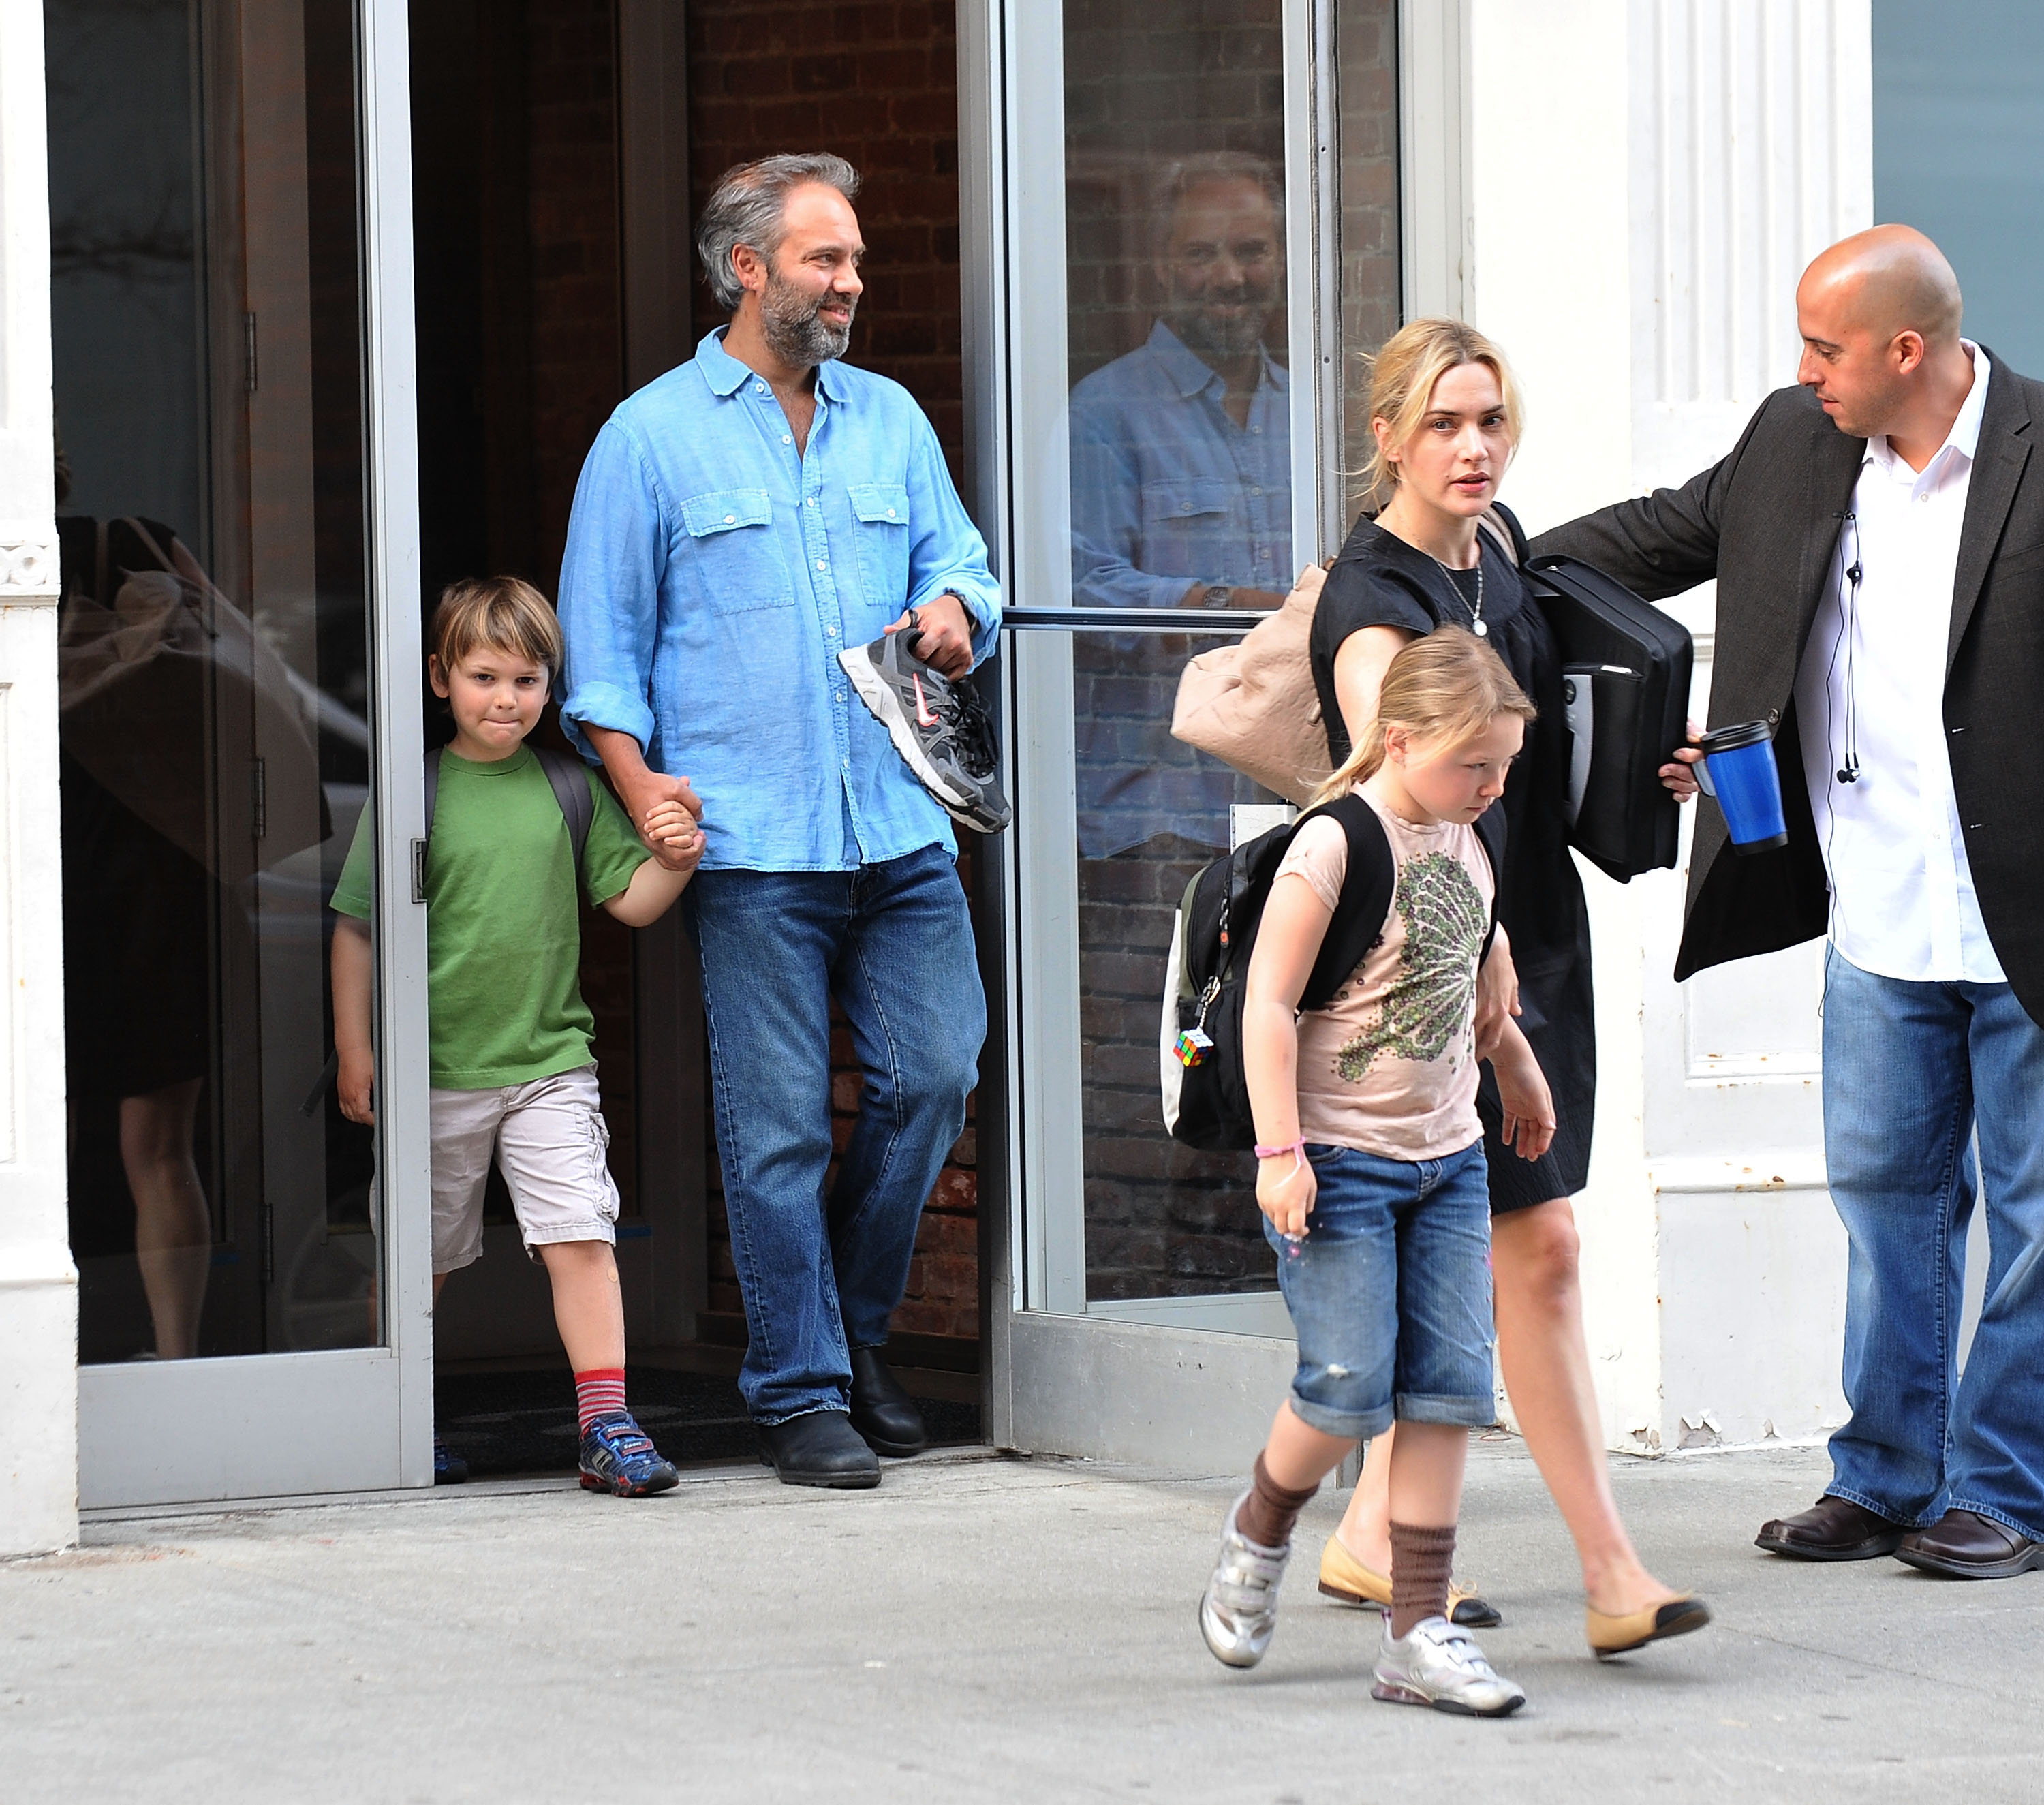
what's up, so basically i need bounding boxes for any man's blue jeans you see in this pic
[1823,946,2044,1541]
[687,845,985,1424]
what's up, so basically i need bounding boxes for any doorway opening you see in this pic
[407,0,987,1476]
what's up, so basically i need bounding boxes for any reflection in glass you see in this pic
[1061,1,1293,1301]
[49,0,378,1361]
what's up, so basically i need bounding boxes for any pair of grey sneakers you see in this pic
[1198,1492,1527,1716]
[837,628,1011,833]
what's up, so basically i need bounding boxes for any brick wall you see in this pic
[687,0,965,477]
[688,0,979,1341]
[1337,0,1399,523]
[528,0,626,585]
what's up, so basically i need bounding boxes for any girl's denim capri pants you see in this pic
[1264,1139,1497,1441]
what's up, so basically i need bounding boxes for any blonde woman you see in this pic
[1305,318,1709,1659]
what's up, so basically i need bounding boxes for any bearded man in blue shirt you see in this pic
[558,153,1000,1490]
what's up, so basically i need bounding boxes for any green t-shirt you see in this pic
[330,745,650,1088]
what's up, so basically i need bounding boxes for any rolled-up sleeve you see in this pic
[558,421,667,758]
[901,413,1002,664]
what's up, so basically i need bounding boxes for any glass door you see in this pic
[52,0,431,1506]
[987,0,1401,1458]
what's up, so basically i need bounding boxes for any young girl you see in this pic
[1198,626,1552,1717]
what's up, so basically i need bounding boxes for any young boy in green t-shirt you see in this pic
[330,577,700,1493]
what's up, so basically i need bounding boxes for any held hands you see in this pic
[1256,1144,1318,1239]
[885,592,974,678]
[617,766,703,848]
[1487,1024,1557,1162]
[641,797,705,874]
[1659,718,1703,802]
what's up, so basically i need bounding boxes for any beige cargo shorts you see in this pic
[430,1064,619,1274]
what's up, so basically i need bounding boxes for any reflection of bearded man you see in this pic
[1155,162,1283,375]
[761,255,855,367]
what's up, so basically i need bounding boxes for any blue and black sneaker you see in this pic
[433,1434,469,1485]
[578,1412,680,1497]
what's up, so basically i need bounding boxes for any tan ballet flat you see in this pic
[1316,1533,1503,1629]
[1585,1594,1712,1659]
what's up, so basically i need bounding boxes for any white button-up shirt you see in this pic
[1793,341,2004,982]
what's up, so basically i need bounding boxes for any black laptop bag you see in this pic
[1523,555,1694,883]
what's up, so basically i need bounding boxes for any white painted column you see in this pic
[1463,0,1871,1455]
[0,0,78,1554]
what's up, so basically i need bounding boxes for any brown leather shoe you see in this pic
[1754,1495,1906,1561]
[1894,1508,2044,1579]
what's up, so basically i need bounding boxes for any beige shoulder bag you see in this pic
[1168,561,1333,806]
[1168,509,1520,805]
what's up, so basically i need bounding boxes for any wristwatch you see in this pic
[1200,584,1235,610]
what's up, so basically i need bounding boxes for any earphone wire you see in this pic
[1818,508,1862,944]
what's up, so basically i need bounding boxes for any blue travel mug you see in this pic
[1695,720,1788,853]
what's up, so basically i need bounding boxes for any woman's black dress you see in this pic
[1308,504,1594,1210]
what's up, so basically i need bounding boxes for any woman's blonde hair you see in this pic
[1361,317,1524,510]
[1312,626,1536,805]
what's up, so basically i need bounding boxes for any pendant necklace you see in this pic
[1427,548,1488,636]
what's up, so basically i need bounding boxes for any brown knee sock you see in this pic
[1236,1452,1319,1550]
[1388,1521,1457,1637]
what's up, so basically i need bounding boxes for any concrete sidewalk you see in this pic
[5,1441,2040,1803]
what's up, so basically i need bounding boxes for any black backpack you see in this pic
[1158,794,1504,1152]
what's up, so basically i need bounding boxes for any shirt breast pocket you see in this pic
[848,482,912,611]
[1139,476,1238,577]
[679,488,794,613]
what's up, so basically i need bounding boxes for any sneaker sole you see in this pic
[1371,1680,1524,1717]
[1196,1597,1269,1669]
[579,1469,679,1498]
[838,645,993,829]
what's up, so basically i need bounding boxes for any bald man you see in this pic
[1535,226,2044,1581]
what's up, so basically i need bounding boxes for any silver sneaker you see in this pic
[1198,1492,1290,1669]
[1372,1614,1526,1716]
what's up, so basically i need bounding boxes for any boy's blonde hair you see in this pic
[1361,317,1524,510]
[431,576,563,677]
[1312,626,1536,805]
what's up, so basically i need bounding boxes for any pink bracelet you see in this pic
[1254,1139,1307,1160]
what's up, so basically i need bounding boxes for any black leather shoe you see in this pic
[1755,1495,1907,1560]
[756,1410,880,1489]
[848,1346,929,1457]
[1895,1508,2044,1579]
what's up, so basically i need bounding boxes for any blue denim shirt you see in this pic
[1066,322,1292,856]
[557,328,1002,872]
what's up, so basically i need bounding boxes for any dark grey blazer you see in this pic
[1530,356,2044,1023]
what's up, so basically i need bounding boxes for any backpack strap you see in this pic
[533,746,595,878]
[1295,794,1397,1012]
[1477,501,1527,568]
[423,746,442,845]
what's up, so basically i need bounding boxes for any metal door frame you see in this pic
[961,0,1342,1466]
[78,0,433,1508]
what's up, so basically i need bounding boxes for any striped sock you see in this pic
[575,1368,628,1434]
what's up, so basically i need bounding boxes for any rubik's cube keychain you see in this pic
[1174,977,1220,1067]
